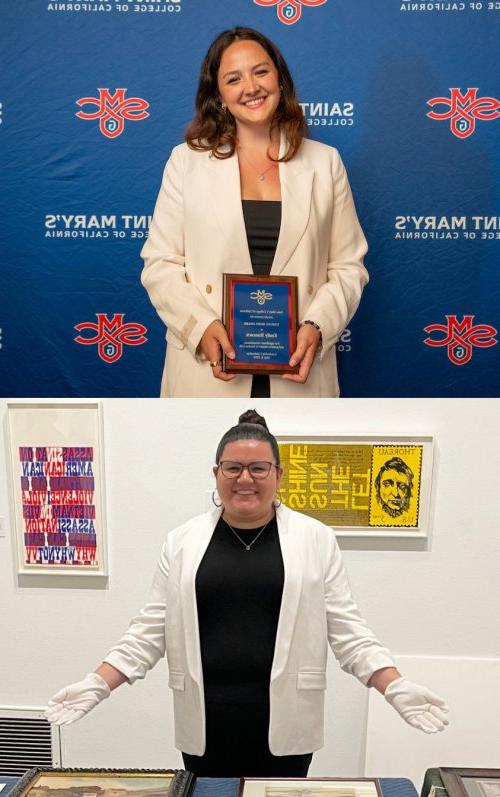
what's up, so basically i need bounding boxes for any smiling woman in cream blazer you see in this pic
[140,27,368,398]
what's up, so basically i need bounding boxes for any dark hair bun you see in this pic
[215,408,279,465]
[238,409,268,430]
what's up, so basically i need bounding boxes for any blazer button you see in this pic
[308,284,314,295]
[206,284,212,294]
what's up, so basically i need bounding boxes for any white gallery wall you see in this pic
[1,398,499,784]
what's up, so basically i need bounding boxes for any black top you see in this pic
[195,514,283,702]
[241,199,282,276]
[242,199,282,398]
[184,514,313,775]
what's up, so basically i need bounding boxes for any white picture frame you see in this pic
[239,778,382,797]
[277,435,434,538]
[7,402,107,576]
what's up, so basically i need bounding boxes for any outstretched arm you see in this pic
[45,539,171,725]
[324,533,449,733]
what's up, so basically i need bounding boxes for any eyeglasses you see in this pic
[218,460,278,479]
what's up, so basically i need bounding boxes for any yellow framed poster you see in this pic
[278,436,433,537]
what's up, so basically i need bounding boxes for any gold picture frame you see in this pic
[9,769,194,797]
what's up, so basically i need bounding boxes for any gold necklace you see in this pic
[238,148,278,182]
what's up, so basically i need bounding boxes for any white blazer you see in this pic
[104,505,395,756]
[140,132,368,398]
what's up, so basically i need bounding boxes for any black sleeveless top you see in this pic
[241,199,282,398]
[195,515,283,702]
[241,199,282,275]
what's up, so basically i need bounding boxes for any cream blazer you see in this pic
[140,132,369,397]
[104,505,395,756]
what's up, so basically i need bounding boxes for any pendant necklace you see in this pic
[238,148,277,181]
[224,516,272,551]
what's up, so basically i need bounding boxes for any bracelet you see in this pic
[301,320,322,341]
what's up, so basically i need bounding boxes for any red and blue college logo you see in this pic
[75,313,148,363]
[254,0,327,25]
[423,315,497,365]
[75,89,150,139]
[427,88,500,139]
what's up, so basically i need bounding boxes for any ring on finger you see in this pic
[209,360,222,368]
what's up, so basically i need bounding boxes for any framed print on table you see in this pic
[222,273,299,374]
[239,777,382,797]
[9,768,194,797]
[7,402,107,576]
[278,435,434,538]
[439,769,500,797]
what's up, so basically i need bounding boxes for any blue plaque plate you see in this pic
[223,274,299,374]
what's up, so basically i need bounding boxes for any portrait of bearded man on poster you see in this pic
[374,457,414,519]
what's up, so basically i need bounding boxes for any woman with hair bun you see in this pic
[46,411,448,777]
[141,26,369,398]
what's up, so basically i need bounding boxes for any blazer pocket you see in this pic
[168,670,185,691]
[297,671,327,691]
[166,328,186,350]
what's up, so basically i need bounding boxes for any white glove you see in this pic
[44,672,111,725]
[384,676,449,733]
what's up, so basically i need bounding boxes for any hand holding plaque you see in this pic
[198,320,237,382]
[282,322,321,384]
[222,274,299,375]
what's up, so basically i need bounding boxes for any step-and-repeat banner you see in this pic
[1,0,499,397]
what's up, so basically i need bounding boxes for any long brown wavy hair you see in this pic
[185,27,307,162]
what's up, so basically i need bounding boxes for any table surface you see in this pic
[192,777,419,797]
[0,778,19,796]
[1,775,418,797]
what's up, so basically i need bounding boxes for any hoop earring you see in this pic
[274,493,282,508]
[212,490,223,508]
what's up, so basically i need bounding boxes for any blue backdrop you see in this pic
[1,0,499,397]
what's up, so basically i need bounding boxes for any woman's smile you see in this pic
[240,96,267,108]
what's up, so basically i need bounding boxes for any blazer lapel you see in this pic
[271,504,303,680]
[208,150,253,274]
[182,507,221,684]
[271,131,315,275]
[208,134,314,277]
